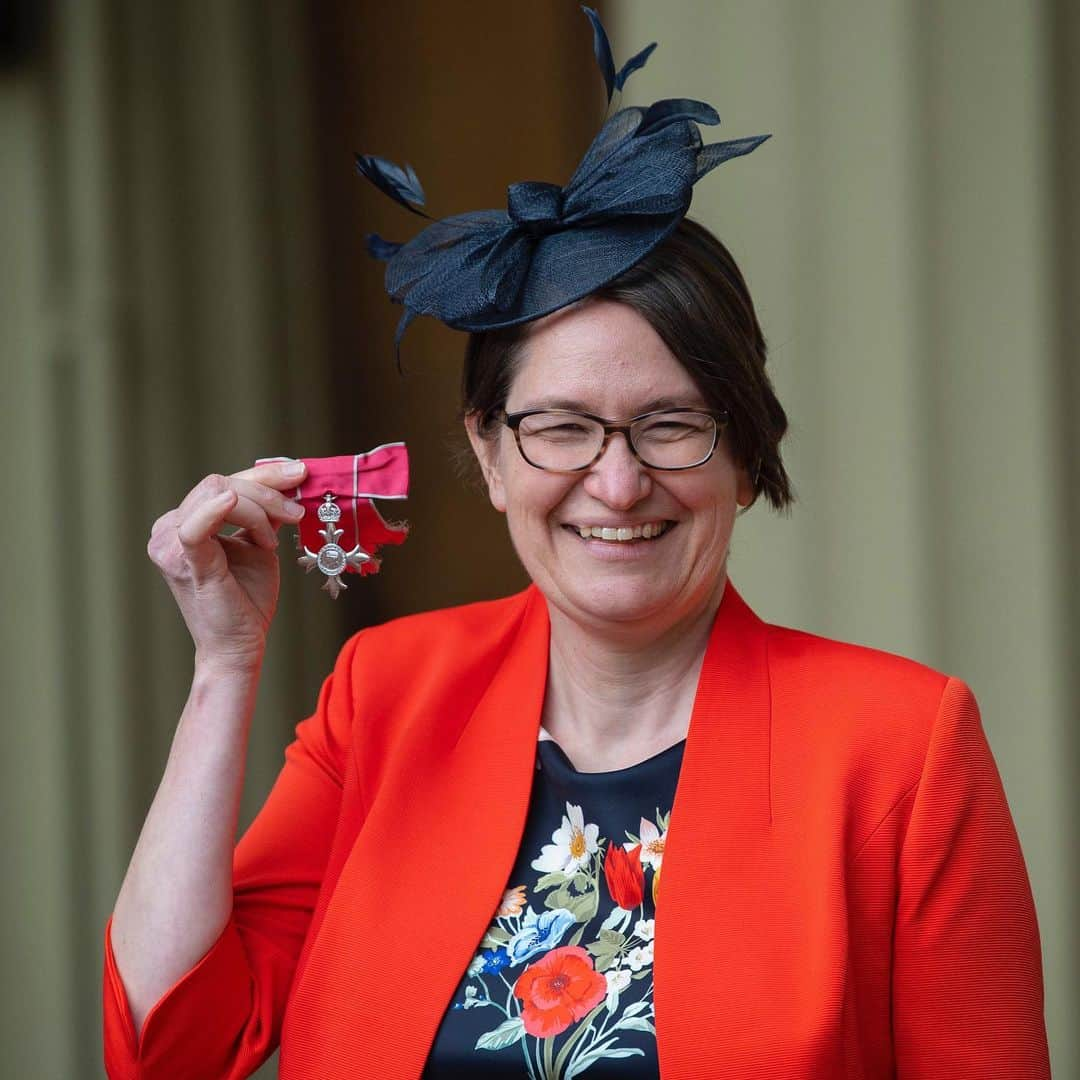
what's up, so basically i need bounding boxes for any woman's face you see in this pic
[467,298,753,632]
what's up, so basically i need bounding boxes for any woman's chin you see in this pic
[558,578,676,627]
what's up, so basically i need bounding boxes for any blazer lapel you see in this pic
[653,577,777,1077]
[285,585,552,1079]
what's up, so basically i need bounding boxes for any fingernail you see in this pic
[284,500,305,518]
[283,460,305,477]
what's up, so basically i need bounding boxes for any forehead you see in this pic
[506,299,704,412]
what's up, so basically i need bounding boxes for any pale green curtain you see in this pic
[1,2,339,1076]
[613,0,1077,1074]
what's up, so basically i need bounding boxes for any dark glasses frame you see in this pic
[498,406,731,472]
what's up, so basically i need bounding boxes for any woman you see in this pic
[103,11,1050,1079]
[103,218,1049,1079]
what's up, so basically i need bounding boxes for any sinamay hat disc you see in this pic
[356,6,770,360]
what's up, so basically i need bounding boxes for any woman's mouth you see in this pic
[562,520,675,544]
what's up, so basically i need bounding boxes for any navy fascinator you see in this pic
[357,6,770,366]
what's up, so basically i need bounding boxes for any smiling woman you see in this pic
[463,273,765,636]
[102,7,1050,1079]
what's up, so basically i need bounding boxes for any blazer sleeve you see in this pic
[102,630,364,1080]
[892,676,1050,1078]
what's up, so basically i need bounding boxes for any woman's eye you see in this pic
[642,422,695,438]
[529,422,589,435]
[539,424,590,438]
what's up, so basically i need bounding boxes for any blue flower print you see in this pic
[480,948,511,974]
[506,906,576,966]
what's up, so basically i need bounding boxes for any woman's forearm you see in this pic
[109,655,262,1040]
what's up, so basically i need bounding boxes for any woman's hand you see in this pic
[147,460,308,671]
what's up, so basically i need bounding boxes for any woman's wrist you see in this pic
[193,646,265,683]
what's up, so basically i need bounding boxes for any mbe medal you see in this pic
[254,444,410,599]
[296,494,373,599]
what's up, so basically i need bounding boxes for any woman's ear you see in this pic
[735,461,755,509]
[464,412,507,513]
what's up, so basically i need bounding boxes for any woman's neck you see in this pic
[541,577,725,771]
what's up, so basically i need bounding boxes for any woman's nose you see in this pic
[581,432,651,508]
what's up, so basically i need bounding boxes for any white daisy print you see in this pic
[530,801,600,875]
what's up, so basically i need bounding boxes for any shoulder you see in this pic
[765,620,951,707]
[763,620,968,794]
[333,585,536,730]
[348,586,534,670]
[329,587,539,803]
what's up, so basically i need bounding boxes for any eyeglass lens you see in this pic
[517,411,717,470]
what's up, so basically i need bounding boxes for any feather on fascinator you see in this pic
[357,5,770,366]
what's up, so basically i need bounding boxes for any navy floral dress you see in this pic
[422,730,686,1079]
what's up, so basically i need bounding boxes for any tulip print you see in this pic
[603,842,645,909]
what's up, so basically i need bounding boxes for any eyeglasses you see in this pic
[499,407,730,472]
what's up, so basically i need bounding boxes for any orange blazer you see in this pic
[102,580,1050,1079]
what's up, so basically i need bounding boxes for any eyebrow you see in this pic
[517,395,707,413]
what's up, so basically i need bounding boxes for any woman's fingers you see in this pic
[177,472,305,527]
[177,488,278,554]
[219,477,306,531]
[152,462,309,585]
[175,489,240,581]
[231,459,307,492]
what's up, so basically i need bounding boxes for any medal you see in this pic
[255,443,409,598]
[295,493,373,598]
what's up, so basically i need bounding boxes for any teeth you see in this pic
[575,522,669,542]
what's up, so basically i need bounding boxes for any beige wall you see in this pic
[613,0,1078,1073]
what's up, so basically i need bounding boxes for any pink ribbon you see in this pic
[255,443,409,576]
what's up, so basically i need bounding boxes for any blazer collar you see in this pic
[284,577,772,1079]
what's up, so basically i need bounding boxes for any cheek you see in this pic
[502,470,577,529]
[676,480,739,555]
[669,466,736,514]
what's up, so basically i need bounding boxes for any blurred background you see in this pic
[1,1,1076,1076]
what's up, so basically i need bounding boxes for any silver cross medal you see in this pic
[295,493,373,599]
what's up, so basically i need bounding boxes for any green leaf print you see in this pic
[480,927,511,949]
[474,1016,526,1051]
[567,1044,645,1077]
[536,871,567,891]
[615,1016,656,1035]
[563,891,597,922]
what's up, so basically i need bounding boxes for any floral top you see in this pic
[421,730,686,1079]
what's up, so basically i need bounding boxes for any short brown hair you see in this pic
[460,216,794,512]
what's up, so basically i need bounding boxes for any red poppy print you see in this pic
[513,945,607,1038]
